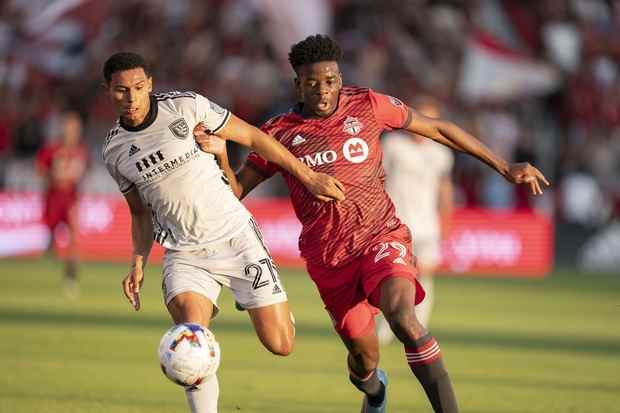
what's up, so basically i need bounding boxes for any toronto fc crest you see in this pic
[168,118,189,139]
[343,116,363,136]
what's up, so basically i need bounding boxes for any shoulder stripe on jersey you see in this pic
[120,183,136,194]
[102,125,120,154]
[152,91,197,101]
[401,107,413,129]
[340,86,368,96]
[261,113,290,133]
[211,110,231,134]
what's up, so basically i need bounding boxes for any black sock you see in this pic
[350,369,385,407]
[405,334,459,413]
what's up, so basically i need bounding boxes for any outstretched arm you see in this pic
[403,110,550,195]
[122,188,153,311]
[195,115,345,201]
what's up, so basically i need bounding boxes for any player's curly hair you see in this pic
[288,34,343,72]
[103,52,150,83]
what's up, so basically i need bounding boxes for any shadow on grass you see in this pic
[1,308,619,357]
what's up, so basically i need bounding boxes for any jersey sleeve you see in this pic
[369,90,411,130]
[103,152,135,194]
[195,94,232,134]
[245,151,279,178]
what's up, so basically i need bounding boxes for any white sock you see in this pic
[185,374,219,413]
[416,274,434,328]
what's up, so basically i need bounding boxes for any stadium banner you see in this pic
[0,192,553,276]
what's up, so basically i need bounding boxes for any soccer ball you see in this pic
[158,323,221,387]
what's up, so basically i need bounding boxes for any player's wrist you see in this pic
[131,254,147,270]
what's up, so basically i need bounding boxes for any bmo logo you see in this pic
[298,150,337,167]
[343,138,369,163]
[298,137,370,167]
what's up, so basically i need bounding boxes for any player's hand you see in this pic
[122,265,144,311]
[193,123,226,156]
[505,162,550,195]
[306,171,345,202]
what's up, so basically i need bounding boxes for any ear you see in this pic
[147,76,153,93]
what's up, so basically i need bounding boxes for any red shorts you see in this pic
[44,190,77,230]
[306,224,425,340]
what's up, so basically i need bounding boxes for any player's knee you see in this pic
[349,348,379,372]
[266,331,294,356]
[384,306,423,340]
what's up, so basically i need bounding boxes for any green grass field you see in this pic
[0,258,618,413]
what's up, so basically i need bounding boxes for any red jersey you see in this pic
[36,142,89,193]
[247,86,411,267]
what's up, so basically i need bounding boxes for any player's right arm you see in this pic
[195,113,344,202]
[195,132,265,199]
[193,94,343,201]
[122,188,153,311]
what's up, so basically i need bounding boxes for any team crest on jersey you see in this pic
[168,118,189,139]
[343,116,363,136]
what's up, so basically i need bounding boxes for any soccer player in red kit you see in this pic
[36,111,89,295]
[195,35,549,413]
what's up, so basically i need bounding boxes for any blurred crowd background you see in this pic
[1,0,619,266]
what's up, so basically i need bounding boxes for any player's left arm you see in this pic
[403,110,550,195]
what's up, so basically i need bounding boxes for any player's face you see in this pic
[107,68,153,126]
[295,61,342,118]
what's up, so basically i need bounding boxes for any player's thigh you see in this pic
[374,276,427,340]
[247,301,294,356]
[167,291,215,328]
[307,260,380,341]
[162,250,222,328]
[361,224,426,308]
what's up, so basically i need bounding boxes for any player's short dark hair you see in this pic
[288,34,343,72]
[103,52,150,83]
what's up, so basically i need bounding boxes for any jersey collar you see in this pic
[119,96,158,132]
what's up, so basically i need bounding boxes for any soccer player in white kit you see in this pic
[376,97,454,345]
[101,52,345,413]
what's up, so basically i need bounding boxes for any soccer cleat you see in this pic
[360,369,388,413]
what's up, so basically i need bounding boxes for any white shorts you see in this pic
[414,238,441,270]
[162,219,287,315]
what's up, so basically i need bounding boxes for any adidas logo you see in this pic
[128,144,141,156]
[291,134,306,146]
[272,283,282,295]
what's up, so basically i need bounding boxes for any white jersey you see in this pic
[103,90,251,250]
[382,132,453,242]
